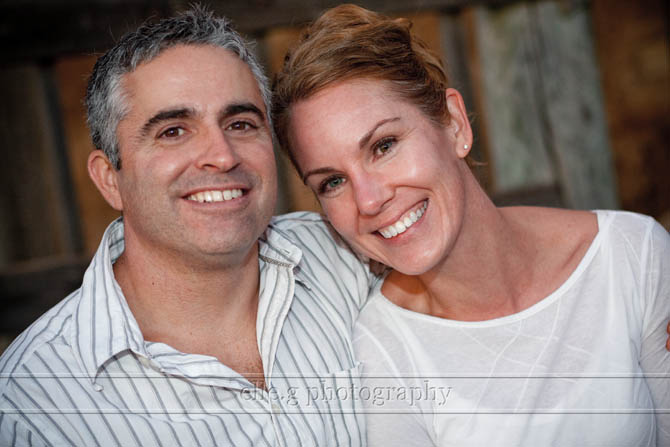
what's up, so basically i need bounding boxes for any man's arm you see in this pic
[270,212,381,311]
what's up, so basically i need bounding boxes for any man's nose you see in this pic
[195,128,240,172]
[352,170,394,216]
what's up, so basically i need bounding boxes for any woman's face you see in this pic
[288,79,472,275]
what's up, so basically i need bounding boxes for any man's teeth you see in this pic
[379,201,427,239]
[187,189,243,203]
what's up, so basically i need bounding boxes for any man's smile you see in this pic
[186,188,244,203]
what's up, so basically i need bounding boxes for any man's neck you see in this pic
[112,236,265,388]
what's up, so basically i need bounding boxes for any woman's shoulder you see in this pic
[593,209,669,259]
[504,206,661,231]
[505,206,666,259]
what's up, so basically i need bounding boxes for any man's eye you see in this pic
[160,127,185,138]
[227,121,257,131]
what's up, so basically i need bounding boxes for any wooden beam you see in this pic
[440,9,493,189]
[591,0,669,220]
[0,65,80,265]
[530,1,618,209]
[0,0,518,63]
[0,256,89,334]
[206,0,519,33]
[53,56,120,256]
[467,3,557,195]
[465,1,617,209]
[0,2,172,64]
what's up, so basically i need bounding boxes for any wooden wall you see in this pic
[54,56,121,256]
[0,0,667,348]
[260,1,625,212]
[592,0,670,227]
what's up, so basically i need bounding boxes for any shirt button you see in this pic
[272,402,281,413]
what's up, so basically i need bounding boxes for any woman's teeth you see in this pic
[379,201,427,239]
[187,189,243,203]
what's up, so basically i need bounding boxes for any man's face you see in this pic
[111,44,277,267]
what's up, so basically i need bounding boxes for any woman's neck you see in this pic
[381,172,581,321]
[383,210,528,320]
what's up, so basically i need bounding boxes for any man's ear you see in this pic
[444,88,473,159]
[88,150,124,211]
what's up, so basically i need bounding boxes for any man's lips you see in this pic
[184,188,244,203]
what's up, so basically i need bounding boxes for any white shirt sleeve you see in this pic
[638,220,670,444]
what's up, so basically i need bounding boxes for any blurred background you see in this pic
[0,0,668,350]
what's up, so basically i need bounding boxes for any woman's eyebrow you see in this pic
[302,117,401,184]
[358,117,400,149]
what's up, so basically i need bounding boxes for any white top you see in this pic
[354,210,670,446]
[0,212,374,447]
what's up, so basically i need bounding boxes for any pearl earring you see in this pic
[464,144,469,149]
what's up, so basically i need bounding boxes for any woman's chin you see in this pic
[377,257,435,276]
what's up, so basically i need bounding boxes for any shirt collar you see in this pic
[258,220,303,267]
[71,217,306,384]
[71,218,150,383]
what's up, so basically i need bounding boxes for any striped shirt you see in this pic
[0,212,375,446]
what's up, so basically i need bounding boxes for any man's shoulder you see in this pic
[0,289,80,391]
[269,211,329,231]
[267,211,342,250]
[267,211,374,278]
[0,291,85,446]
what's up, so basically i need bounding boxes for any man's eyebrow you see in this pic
[140,108,194,137]
[358,117,400,149]
[222,103,266,122]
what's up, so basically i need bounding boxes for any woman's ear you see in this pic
[444,88,473,159]
[88,150,124,211]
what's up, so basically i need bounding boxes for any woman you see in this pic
[273,4,669,446]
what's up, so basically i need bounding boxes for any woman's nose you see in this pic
[352,171,394,216]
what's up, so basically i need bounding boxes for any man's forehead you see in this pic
[121,44,258,92]
[119,44,265,121]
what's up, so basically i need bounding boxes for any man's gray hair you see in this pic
[85,5,271,169]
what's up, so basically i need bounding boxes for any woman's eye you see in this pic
[320,176,346,193]
[160,127,185,138]
[373,137,396,156]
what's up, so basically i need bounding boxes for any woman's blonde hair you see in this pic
[272,4,451,172]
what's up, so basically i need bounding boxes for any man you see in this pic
[0,8,371,446]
